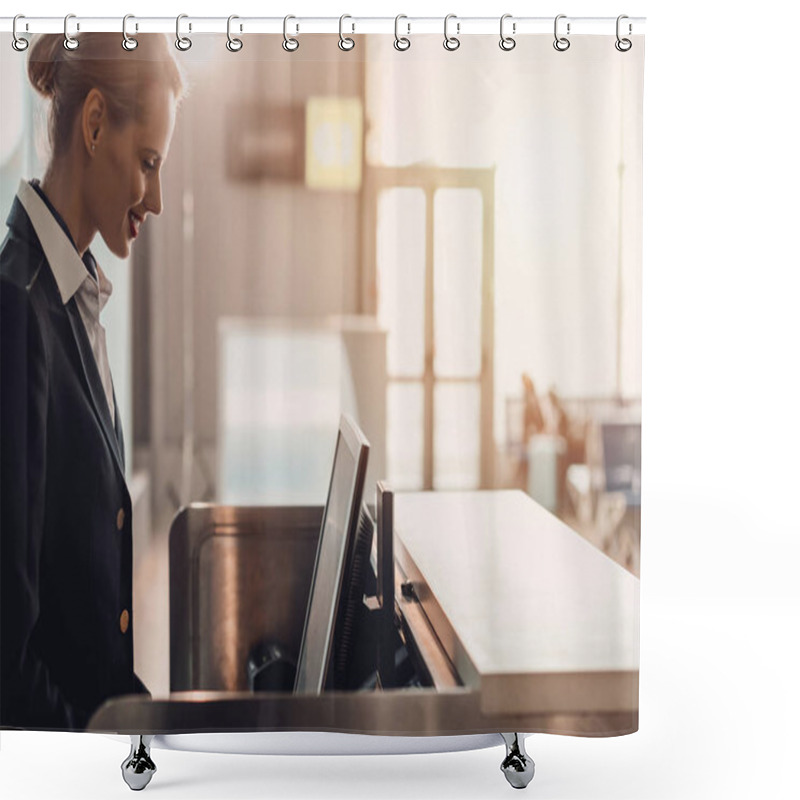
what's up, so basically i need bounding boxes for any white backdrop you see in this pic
[1,1,798,799]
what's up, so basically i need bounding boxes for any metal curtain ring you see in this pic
[443,14,460,51]
[339,14,355,51]
[122,14,138,51]
[283,15,299,52]
[63,13,79,51]
[175,14,192,51]
[615,14,632,51]
[553,14,570,51]
[394,14,410,51]
[227,15,243,51]
[499,14,516,51]
[12,15,29,52]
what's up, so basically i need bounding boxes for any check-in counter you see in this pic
[88,490,639,789]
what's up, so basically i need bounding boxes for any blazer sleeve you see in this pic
[1,280,90,729]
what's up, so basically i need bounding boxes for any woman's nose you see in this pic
[144,174,163,216]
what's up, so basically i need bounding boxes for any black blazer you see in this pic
[1,194,148,730]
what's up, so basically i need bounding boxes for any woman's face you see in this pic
[86,82,177,259]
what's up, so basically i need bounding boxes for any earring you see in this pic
[91,144,96,152]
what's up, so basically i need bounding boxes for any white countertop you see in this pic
[394,490,639,716]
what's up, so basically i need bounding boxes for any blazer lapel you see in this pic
[63,298,126,484]
[10,184,127,487]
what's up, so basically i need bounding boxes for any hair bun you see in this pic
[27,34,64,100]
[23,32,184,161]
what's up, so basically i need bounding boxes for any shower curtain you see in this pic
[0,20,643,751]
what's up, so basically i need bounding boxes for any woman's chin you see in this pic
[109,237,132,260]
[97,230,131,260]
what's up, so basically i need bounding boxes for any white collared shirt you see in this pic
[16,179,116,427]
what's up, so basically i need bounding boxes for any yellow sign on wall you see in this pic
[305,97,363,190]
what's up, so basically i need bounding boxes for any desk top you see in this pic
[394,490,639,716]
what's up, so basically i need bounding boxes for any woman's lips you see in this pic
[129,211,142,239]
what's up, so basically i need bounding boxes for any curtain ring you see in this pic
[339,14,355,51]
[394,14,410,51]
[443,14,460,51]
[122,14,138,51]
[227,15,243,51]
[283,15,299,52]
[175,14,192,51]
[615,15,632,52]
[63,13,79,51]
[553,14,570,51]
[12,15,29,52]
[499,14,516,51]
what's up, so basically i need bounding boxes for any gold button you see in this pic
[116,508,125,531]
[120,609,129,634]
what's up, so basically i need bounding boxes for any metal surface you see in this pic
[554,14,571,51]
[394,15,411,51]
[63,13,78,50]
[11,14,28,51]
[500,15,516,51]
[175,13,191,51]
[500,733,535,789]
[444,14,460,51]
[282,15,299,51]
[169,504,322,692]
[121,735,156,790]
[122,14,138,51]
[616,15,633,51]
[338,14,355,51]
[226,15,242,52]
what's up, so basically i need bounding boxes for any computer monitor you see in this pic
[294,414,369,694]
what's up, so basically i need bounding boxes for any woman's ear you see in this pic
[82,88,107,155]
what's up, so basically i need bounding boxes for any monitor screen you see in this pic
[294,414,369,694]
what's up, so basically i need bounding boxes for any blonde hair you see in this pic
[27,33,185,159]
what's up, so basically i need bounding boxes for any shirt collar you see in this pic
[15,178,104,306]
[94,259,113,315]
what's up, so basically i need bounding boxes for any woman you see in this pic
[1,33,184,730]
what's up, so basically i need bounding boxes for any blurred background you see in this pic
[1,32,642,694]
